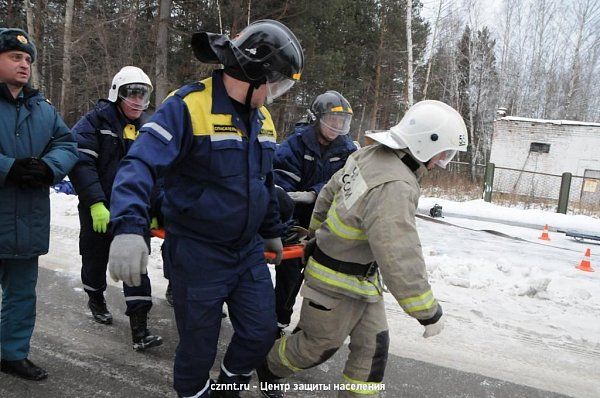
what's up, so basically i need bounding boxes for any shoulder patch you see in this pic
[174,82,206,98]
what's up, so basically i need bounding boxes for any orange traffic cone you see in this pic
[576,248,594,272]
[539,224,551,241]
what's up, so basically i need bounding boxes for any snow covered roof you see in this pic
[498,116,600,127]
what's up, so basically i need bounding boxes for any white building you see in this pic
[490,116,600,204]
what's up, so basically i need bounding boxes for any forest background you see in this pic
[2,0,599,177]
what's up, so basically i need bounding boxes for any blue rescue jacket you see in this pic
[69,100,147,208]
[110,71,282,246]
[274,124,356,194]
[0,84,78,258]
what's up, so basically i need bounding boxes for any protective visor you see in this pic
[434,149,457,169]
[265,71,297,104]
[119,83,152,111]
[319,112,353,135]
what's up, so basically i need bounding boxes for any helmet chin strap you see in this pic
[244,79,266,108]
[244,84,255,108]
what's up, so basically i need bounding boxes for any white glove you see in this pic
[108,234,148,287]
[264,237,283,265]
[422,318,444,338]
[288,191,317,204]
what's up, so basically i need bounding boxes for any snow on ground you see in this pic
[44,191,600,398]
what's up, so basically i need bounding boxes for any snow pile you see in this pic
[45,191,600,397]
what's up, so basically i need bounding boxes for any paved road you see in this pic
[0,268,571,398]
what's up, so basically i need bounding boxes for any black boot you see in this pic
[88,296,113,325]
[256,361,285,398]
[165,282,174,307]
[1,359,48,381]
[129,310,163,351]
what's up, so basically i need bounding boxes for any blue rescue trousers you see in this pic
[78,204,152,315]
[0,257,38,361]
[165,234,277,397]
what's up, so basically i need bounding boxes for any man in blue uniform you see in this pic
[273,91,356,333]
[0,28,78,381]
[69,66,162,351]
[107,20,304,398]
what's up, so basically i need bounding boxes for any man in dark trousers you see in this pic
[69,66,162,351]
[273,90,356,333]
[0,27,78,381]
[106,20,304,398]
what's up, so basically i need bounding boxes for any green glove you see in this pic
[150,217,159,230]
[90,202,110,233]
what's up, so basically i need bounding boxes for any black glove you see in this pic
[27,158,54,185]
[6,158,53,188]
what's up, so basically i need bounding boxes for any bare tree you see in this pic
[406,0,414,106]
[155,0,173,105]
[23,0,40,88]
[59,0,75,117]
[423,0,443,99]
[564,0,600,119]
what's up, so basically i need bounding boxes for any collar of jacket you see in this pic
[0,82,39,104]
[396,148,428,180]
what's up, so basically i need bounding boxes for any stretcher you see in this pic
[150,228,304,260]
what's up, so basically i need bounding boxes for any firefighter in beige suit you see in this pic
[256,100,469,398]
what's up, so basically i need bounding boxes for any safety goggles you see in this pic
[265,71,297,104]
[118,83,151,111]
[319,112,353,135]
[434,149,457,169]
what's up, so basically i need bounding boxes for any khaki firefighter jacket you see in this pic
[305,143,440,322]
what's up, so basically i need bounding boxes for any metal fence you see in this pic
[490,165,600,216]
[569,174,600,216]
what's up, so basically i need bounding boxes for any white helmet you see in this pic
[108,66,153,110]
[366,100,468,168]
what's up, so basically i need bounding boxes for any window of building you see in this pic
[530,142,550,153]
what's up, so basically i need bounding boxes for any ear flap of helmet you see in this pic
[191,31,236,66]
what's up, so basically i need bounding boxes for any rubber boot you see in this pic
[129,310,163,351]
[88,296,113,325]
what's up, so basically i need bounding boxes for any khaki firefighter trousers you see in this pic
[266,285,389,397]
